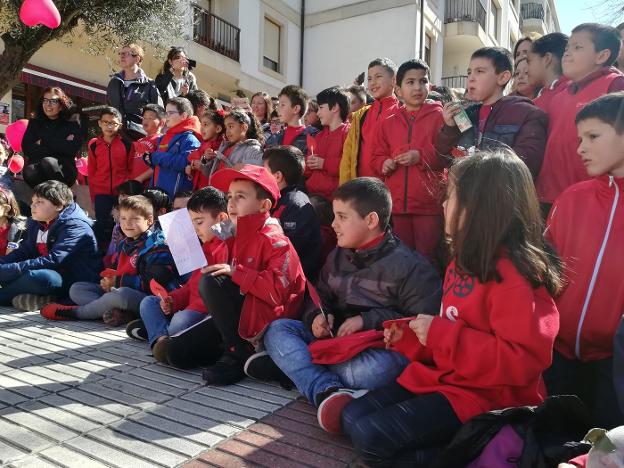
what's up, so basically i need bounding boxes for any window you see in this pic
[263,17,281,73]
[424,34,432,65]
[490,2,500,41]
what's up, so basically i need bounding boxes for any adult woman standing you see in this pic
[21,87,83,188]
[107,43,162,140]
[251,91,273,141]
[155,47,198,104]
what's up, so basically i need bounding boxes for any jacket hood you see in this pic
[167,116,202,140]
[56,203,93,227]
[113,68,149,83]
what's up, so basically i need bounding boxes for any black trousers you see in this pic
[93,194,116,252]
[23,157,77,188]
[198,274,247,355]
[342,382,462,468]
[166,317,223,369]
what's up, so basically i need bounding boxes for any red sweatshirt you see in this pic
[304,123,350,200]
[357,95,399,178]
[129,134,160,182]
[169,237,228,313]
[230,212,306,341]
[371,103,446,215]
[536,67,624,203]
[545,175,624,361]
[532,77,570,112]
[87,135,132,200]
[188,137,223,190]
[388,257,559,423]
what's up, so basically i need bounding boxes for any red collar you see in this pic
[568,67,620,94]
[356,232,385,252]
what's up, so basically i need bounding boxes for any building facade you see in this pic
[0,0,561,134]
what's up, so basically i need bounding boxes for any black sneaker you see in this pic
[202,353,246,386]
[244,351,294,390]
[126,319,148,341]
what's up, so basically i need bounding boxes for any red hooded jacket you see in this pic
[169,237,228,313]
[388,257,559,423]
[230,212,307,341]
[188,137,223,190]
[87,135,132,200]
[545,176,624,361]
[304,123,350,200]
[371,102,446,215]
[536,67,624,203]
[357,95,399,178]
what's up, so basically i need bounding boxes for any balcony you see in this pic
[520,1,548,34]
[441,75,468,89]
[444,0,486,31]
[521,2,544,21]
[193,6,240,62]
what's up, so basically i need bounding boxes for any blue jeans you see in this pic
[140,295,208,346]
[264,318,409,406]
[0,269,64,305]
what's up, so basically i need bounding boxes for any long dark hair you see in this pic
[225,110,265,145]
[161,46,188,75]
[35,87,74,120]
[446,149,563,295]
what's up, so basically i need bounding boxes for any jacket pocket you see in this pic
[489,124,520,147]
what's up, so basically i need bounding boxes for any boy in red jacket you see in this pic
[372,59,445,259]
[88,107,132,251]
[304,86,350,200]
[544,93,624,428]
[199,165,306,385]
[138,186,229,368]
[129,104,165,185]
[536,23,624,214]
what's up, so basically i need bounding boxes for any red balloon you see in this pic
[75,157,89,176]
[19,0,62,29]
[8,155,25,175]
[5,119,28,153]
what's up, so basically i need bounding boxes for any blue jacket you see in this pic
[0,203,101,285]
[148,119,201,198]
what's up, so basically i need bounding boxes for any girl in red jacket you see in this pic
[187,110,225,190]
[338,149,562,467]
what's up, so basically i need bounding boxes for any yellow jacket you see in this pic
[339,105,371,184]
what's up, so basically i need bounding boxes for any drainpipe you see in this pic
[299,0,305,86]
[419,0,425,59]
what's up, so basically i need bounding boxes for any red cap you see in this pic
[211,165,280,204]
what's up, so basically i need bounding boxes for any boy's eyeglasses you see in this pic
[100,120,121,127]
[165,111,180,116]
[42,98,61,105]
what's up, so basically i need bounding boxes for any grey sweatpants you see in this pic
[69,282,146,320]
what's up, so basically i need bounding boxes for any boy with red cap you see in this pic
[199,164,306,385]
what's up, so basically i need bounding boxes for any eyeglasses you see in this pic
[100,120,121,127]
[165,111,179,116]
[118,52,138,58]
[42,98,61,105]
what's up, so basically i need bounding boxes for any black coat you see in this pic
[22,117,83,165]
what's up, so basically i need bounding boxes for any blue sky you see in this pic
[554,0,623,34]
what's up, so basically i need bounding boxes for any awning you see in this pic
[20,65,108,103]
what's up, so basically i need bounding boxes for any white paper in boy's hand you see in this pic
[158,209,207,275]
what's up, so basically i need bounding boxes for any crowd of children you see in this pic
[0,21,623,467]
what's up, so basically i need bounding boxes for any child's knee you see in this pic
[139,296,162,318]
[264,318,302,343]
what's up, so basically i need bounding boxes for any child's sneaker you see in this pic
[40,304,78,321]
[152,337,170,364]
[12,294,55,312]
[202,353,247,386]
[317,389,368,434]
[244,351,294,390]
[126,319,148,341]
[103,308,134,327]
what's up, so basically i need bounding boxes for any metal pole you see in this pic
[420,0,425,60]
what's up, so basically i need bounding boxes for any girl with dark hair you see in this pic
[21,87,83,188]
[155,47,198,103]
[199,110,264,183]
[0,187,26,256]
[339,149,563,467]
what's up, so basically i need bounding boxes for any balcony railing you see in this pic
[193,6,240,62]
[444,0,486,32]
[441,75,468,89]
[521,2,545,20]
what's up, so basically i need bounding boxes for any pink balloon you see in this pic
[19,0,62,29]
[5,119,28,153]
[75,157,89,177]
[8,155,25,175]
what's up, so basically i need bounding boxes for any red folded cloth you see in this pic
[309,330,385,365]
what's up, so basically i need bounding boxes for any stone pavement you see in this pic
[0,307,356,467]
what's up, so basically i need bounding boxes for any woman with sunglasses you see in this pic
[21,86,83,188]
[106,43,162,141]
